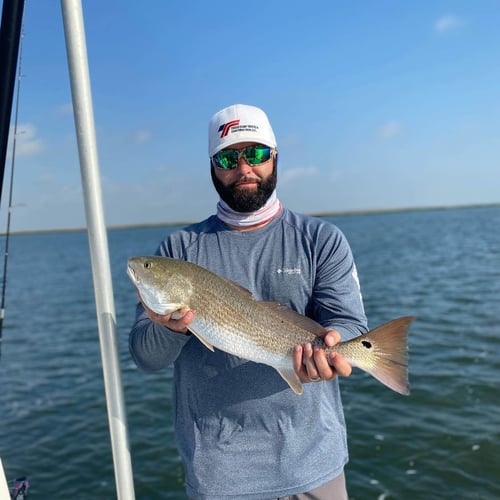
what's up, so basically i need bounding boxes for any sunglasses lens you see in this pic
[213,145,273,169]
[213,150,238,169]
[245,146,271,165]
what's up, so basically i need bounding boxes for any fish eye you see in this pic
[144,261,152,269]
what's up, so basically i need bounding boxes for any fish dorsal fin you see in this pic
[227,279,254,298]
[276,367,303,395]
[260,302,328,337]
[188,326,215,352]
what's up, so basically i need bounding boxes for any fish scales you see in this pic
[161,261,320,358]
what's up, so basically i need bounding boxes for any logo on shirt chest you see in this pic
[276,267,302,275]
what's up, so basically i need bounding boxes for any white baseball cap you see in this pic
[208,104,277,157]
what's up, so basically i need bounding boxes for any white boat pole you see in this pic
[0,458,10,499]
[60,1,135,498]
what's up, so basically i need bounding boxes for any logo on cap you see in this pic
[218,120,240,138]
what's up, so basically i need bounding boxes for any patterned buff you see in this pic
[216,191,282,228]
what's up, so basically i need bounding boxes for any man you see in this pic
[129,104,368,499]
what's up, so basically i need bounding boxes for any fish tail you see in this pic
[342,316,415,395]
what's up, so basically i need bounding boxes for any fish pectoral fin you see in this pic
[276,368,303,395]
[188,327,215,352]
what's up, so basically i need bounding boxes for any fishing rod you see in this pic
[0,32,23,356]
[0,0,25,208]
[0,0,26,357]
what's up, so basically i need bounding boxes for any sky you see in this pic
[1,0,500,232]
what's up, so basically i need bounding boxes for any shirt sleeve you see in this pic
[312,225,368,340]
[128,303,192,372]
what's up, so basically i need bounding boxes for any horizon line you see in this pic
[3,202,499,236]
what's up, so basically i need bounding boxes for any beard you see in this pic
[211,163,277,212]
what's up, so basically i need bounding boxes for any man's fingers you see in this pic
[313,347,335,381]
[303,343,321,381]
[292,329,353,384]
[328,352,352,377]
[293,345,304,375]
[324,329,341,347]
[171,310,194,330]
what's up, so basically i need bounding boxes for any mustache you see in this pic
[231,176,261,187]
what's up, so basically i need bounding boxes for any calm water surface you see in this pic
[1,206,499,499]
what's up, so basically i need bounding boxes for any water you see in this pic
[0,206,499,499]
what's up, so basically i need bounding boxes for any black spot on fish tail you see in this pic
[361,340,372,349]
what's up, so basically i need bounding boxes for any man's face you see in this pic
[211,142,277,212]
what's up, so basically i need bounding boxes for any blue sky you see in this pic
[2,0,500,231]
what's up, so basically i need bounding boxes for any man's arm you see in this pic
[128,302,193,372]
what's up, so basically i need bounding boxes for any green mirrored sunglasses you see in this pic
[212,144,274,170]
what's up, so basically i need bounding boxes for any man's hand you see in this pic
[292,329,352,384]
[139,293,194,334]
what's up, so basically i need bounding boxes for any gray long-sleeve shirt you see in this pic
[129,208,367,499]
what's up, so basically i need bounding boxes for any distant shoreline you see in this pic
[3,202,499,236]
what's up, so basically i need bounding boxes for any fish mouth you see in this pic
[127,263,139,285]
